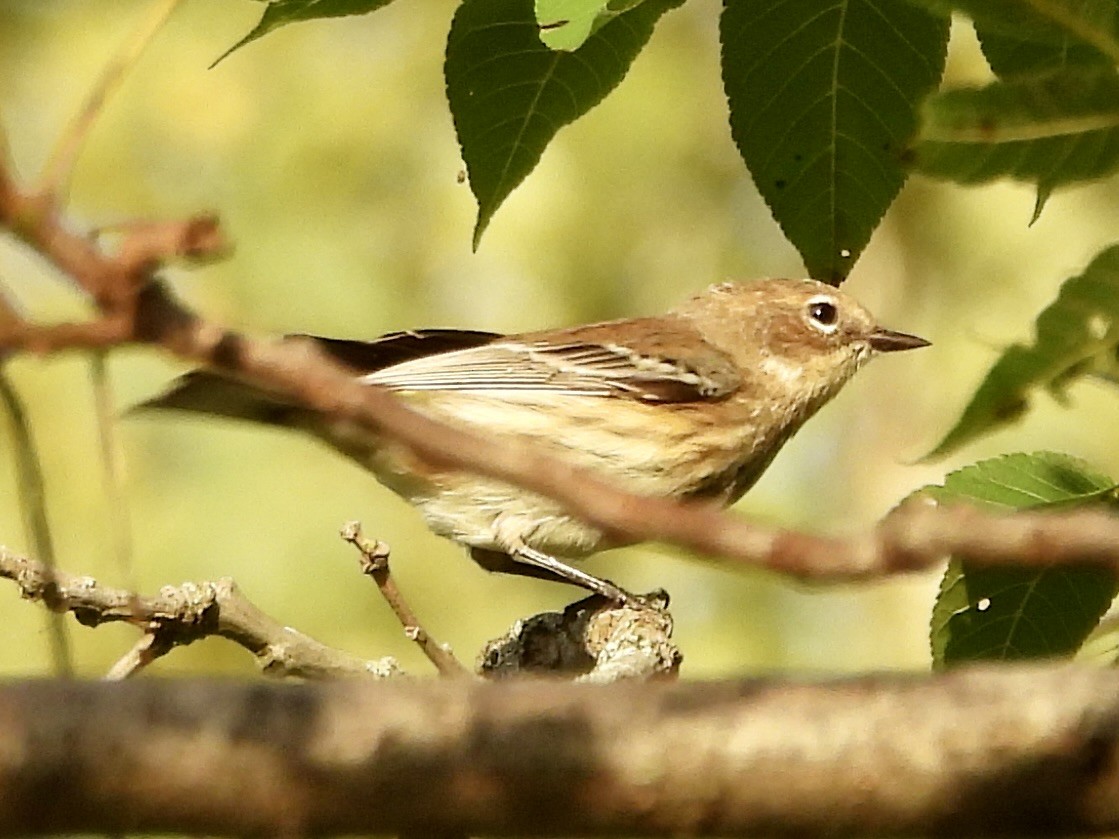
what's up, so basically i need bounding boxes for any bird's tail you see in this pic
[132,371,303,428]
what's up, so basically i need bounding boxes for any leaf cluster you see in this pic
[226,0,952,281]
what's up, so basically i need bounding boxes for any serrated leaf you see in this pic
[907,0,1119,51]
[975,13,1114,211]
[214,0,397,67]
[929,244,1119,457]
[447,0,680,248]
[926,452,1119,668]
[720,1,948,285]
[536,0,648,50]
[978,25,1113,79]
[912,67,1119,196]
[918,0,1119,216]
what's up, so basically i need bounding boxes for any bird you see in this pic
[137,278,929,602]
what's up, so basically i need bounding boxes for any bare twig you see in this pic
[111,213,231,274]
[0,286,22,338]
[0,317,132,352]
[4,667,1119,836]
[37,0,185,199]
[0,371,73,676]
[341,521,469,678]
[105,633,171,680]
[0,548,402,680]
[90,352,135,588]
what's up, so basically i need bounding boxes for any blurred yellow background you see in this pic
[4,0,1119,678]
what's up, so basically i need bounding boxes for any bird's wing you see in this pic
[303,329,502,372]
[135,330,503,421]
[360,321,740,403]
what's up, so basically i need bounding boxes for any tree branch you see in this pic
[2,547,683,680]
[479,590,680,681]
[2,667,1119,836]
[36,0,185,199]
[4,164,1119,585]
[341,521,469,678]
[0,548,401,680]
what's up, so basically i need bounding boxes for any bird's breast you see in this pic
[315,389,796,556]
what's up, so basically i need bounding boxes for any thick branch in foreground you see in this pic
[3,667,1119,836]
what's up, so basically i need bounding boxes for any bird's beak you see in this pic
[868,328,930,353]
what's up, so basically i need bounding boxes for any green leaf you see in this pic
[536,0,648,51]
[977,25,1113,79]
[929,244,1119,457]
[975,18,1114,208]
[912,68,1119,195]
[926,452,1119,668]
[907,0,1119,60]
[916,1,1119,218]
[447,0,680,248]
[214,0,398,66]
[721,0,948,284]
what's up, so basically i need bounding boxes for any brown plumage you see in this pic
[138,278,928,601]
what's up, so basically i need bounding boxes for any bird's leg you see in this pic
[507,542,638,605]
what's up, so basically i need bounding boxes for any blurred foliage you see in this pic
[930,245,1119,456]
[913,68,1119,215]
[6,0,1119,679]
[911,0,1118,51]
[924,452,1119,667]
[978,18,1112,77]
[910,0,1119,219]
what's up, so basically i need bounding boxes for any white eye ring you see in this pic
[806,295,840,333]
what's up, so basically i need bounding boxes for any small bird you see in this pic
[139,278,928,602]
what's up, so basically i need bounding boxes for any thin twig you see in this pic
[0,548,402,680]
[341,521,469,678]
[89,352,135,587]
[104,633,171,680]
[0,370,73,676]
[37,0,185,200]
[0,286,22,340]
[0,317,135,353]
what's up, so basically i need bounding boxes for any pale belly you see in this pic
[316,390,774,558]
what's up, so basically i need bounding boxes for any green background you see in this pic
[4,0,1119,677]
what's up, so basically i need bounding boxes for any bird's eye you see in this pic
[807,297,839,333]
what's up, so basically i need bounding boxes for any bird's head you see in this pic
[675,278,929,408]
